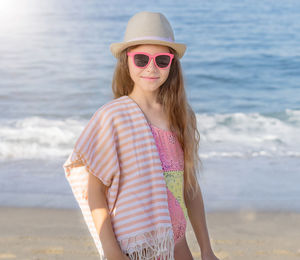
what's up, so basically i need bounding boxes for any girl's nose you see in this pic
[146,57,158,71]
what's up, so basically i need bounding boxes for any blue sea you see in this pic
[0,0,299,212]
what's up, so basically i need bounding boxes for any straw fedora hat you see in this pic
[110,11,186,59]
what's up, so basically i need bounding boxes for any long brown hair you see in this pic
[111,46,202,200]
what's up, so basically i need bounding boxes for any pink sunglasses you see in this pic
[127,52,174,69]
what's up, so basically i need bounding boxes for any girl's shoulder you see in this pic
[91,95,132,121]
[97,95,127,110]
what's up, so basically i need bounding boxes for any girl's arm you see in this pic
[87,172,129,260]
[184,182,219,260]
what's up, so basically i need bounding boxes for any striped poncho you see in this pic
[63,95,175,259]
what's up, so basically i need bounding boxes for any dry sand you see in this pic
[0,207,300,260]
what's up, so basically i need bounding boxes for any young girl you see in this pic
[63,11,219,260]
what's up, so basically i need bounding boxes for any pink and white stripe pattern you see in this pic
[63,95,174,259]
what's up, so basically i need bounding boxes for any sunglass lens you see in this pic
[155,55,171,68]
[134,54,149,67]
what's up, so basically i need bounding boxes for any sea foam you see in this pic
[0,109,299,160]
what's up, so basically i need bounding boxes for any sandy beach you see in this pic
[1,207,300,260]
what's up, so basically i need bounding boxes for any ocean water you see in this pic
[0,0,299,212]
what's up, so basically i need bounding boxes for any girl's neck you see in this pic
[127,92,170,132]
[128,90,161,110]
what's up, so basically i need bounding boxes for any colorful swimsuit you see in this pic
[148,123,188,245]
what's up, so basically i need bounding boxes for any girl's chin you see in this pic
[140,81,161,89]
[140,85,161,92]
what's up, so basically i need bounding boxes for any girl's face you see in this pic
[127,44,171,95]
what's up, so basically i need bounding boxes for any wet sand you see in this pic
[0,207,300,260]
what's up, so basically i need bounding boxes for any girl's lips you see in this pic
[141,76,159,80]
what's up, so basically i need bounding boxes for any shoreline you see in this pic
[1,207,300,260]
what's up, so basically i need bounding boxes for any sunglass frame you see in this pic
[127,52,174,69]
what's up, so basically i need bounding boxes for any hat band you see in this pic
[126,36,174,43]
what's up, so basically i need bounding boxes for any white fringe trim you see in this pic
[120,226,175,260]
